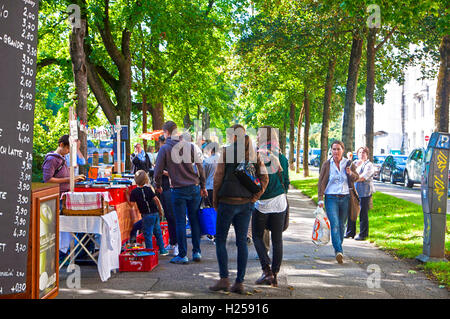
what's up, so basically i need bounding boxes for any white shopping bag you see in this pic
[312,206,330,246]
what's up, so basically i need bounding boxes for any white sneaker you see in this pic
[165,244,173,250]
[171,244,179,256]
[336,253,344,264]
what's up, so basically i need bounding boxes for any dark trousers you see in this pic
[215,202,254,283]
[252,208,285,274]
[160,189,177,246]
[346,196,371,238]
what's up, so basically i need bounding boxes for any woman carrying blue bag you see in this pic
[252,126,290,287]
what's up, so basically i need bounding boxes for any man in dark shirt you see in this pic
[154,121,207,264]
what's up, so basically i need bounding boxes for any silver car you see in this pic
[404,148,426,188]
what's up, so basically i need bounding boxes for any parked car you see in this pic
[312,155,320,167]
[380,155,408,184]
[403,147,426,188]
[308,148,321,165]
[373,155,387,181]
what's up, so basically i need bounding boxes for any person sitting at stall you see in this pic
[42,135,85,200]
[129,170,169,256]
[131,143,152,174]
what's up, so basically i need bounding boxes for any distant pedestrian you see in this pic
[129,170,169,256]
[203,142,220,205]
[131,142,152,174]
[318,140,359,264]
[209,124,268,294]
[252,126,290,287]
[345,146,375,241]
[154,121,208,264]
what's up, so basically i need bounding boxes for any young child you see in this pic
[130,170,169,256]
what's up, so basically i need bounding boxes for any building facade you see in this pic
[355,64,441,156]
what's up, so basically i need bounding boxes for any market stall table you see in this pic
[73,185,139,244]
[59,211,121,282]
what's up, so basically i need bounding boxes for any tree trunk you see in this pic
[296,104,305,174]
[401,81,407,153]
[69,17,88,175]
[320,57,336,171]
[151,101,164,131]
[142,58,148,151]
[342,33,363,153]
[303,88,310,177]
[289,101,296,170]
[365,28,377,161]
[434,35,450,133]
[280,121,287,156]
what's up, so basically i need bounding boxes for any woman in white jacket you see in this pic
[345,147,375,241]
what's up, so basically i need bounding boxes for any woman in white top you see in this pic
[345,147,375,240]
[318,141,359,264]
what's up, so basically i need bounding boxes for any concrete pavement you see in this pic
[56,187,448,299]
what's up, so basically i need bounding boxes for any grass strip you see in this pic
[289,175,450,288]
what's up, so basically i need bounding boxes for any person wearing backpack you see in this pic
[209,124,268,294]
[42,135,85,200]
[252,126,290,287]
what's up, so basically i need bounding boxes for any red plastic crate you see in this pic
[119,248,158,272]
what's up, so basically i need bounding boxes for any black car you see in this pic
[380,155,408,184]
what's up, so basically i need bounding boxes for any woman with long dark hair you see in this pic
[209,124,268,294]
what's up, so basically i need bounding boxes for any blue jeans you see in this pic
[171,185,202,258]
[215,202,254,283]
[324,195,349,255]
[142,214,165,251]
[161,190,177,246]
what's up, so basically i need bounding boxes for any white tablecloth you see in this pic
[59,211,121,282]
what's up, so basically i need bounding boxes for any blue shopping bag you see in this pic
[198,198,217,236]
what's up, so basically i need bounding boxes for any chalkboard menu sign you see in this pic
[0,0,39,296]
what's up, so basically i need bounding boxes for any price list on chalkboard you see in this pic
[0,0,39,296]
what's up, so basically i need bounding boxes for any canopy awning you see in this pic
[139,130,164,141]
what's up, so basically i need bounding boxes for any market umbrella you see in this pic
[140,130,164,141]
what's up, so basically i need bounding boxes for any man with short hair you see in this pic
[154,121,208,264]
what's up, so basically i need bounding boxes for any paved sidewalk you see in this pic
[57,188,448,299]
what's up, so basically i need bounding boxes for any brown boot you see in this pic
[255,267,274,285]
[230,281,244,294]
[209,278,230,292]
[271,273,278,287]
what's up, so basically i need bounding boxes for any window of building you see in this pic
[421,99,425,117]
[431,98,435,115]
[413,103,416,119]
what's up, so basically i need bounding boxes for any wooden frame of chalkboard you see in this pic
[32,187,59,299]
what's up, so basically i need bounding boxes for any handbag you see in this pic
[234,161,262,194]
[346,161,361,222]
[276,169,289,232]
[198,197,217,236]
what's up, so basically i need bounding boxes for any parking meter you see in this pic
[417,132,449,262]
